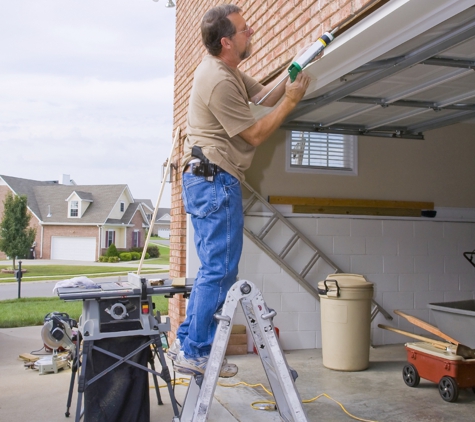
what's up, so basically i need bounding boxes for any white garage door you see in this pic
[51,237,96,261]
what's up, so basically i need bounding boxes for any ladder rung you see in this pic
[300,252,320,278]
[242,194,258,214]
[257,214,279,240]
[279,233,299,259]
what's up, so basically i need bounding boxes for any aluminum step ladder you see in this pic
[241,181,392,322]
[175,279,308,422]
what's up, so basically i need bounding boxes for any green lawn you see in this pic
[146,244,170,265]
[0,244,171,327]
[0,265,166,283]
[0,296,169,328]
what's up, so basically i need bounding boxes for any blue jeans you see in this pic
[177,170,243,358]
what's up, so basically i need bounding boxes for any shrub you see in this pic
[147,245,159,258]
[106,244,119,257]
[98,256,107,262]
[130,245,159,258]
[108,256,119,263]
[130,252,141,260]
[145,252,150,259]
[119,252,132,261]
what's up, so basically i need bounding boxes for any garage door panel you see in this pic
[51,237,96,261]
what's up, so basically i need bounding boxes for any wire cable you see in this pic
[151,375,378,422]
[218,380,378,422]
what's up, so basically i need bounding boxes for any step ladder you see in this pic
[175,279,308,422]
[241,181,392,322]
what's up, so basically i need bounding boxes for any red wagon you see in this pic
[403,342,475,402]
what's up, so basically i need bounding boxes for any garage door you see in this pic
[51,237,96,261]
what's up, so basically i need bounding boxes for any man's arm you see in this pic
[250,45,314,107]
[240,72,310,147]
[250,71,288,107]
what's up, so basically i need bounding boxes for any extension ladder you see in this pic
[241,181,392,322]
[175,279,308,422]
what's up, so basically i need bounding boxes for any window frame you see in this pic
[69,200,79,217]
[105,230,115,247]
[132,230,140,248]
[285,130,358,176]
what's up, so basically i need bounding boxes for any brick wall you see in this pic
[169,0,379,340]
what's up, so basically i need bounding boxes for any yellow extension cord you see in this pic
[151,377,378,422]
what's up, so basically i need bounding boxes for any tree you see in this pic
[106,243,119,257]
[0,192,36,270]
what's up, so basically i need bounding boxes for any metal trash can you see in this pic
[318,274,374,371]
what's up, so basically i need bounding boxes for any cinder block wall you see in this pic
[170,0,381,341]
[232,216,475,350]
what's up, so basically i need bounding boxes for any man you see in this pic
[169,4,310,377]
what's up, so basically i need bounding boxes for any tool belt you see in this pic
[187,146,221,180]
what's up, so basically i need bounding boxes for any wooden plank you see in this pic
[19,353,39,362]
[231,324,246,334]
[293,205,422,217]
[228,334,248,345]
[269,196,434,210]
[171,277,186,287]
[225,344,248,356]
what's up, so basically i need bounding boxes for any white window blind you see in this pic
[288,131,357,173]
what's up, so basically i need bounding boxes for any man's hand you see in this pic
[239,71,311,147]
[285,71,311,106]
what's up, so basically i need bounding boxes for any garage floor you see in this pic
[1,326,474,422]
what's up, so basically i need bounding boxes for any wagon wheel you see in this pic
[438,376,459,402]
[402,364,420,387]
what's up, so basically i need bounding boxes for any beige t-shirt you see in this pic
[183,55,264,181]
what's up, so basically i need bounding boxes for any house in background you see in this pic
[153,208,171,239]
[137,199,154,223]
[0,174,150,261]
[136,200,171,239]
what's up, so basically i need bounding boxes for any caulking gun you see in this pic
[256,28,337,105]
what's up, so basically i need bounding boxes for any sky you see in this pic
[0,0,176,207]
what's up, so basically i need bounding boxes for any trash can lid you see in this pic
[318,274,373,290]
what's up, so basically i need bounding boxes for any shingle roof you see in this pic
[73,191,94,201]
[155,208,171,222]
[0,175,57,219]
[136,199,154,210]
[118,202,140,225]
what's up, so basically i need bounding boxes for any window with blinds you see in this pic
[287,131,357,175]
